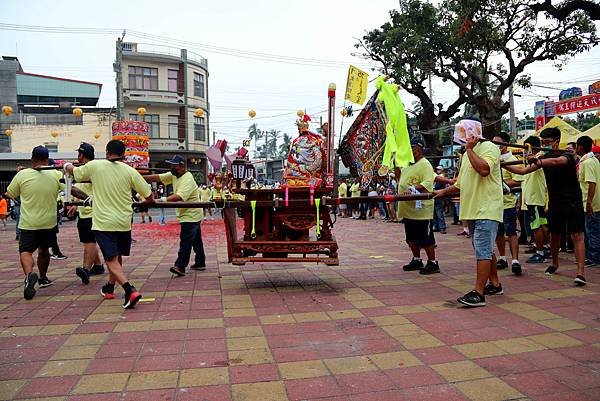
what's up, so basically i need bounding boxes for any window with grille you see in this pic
[193,72,205,98]
[194,116,205,141]
[129,113,160,138]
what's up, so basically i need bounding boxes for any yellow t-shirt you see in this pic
[75,182,93,219]
[579,156,600,212]
[397,158,434,220]
[522,169,547,207]
[7,168,62,230]
[350,183,360,197]
[501,153,524,209]
[455,142,503,222]
[159,171,203,223]
[73,160,151,231]
[338,182,348,197]
[199,187,212,202]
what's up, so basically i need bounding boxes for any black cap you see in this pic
[77,142,95,160]
[32,145,49,160]
[165,154,185,165]
[410,136,425,148]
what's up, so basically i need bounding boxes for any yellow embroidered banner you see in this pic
[344,65,368,105]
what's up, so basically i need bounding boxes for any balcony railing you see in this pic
[123,43,207,68]
[124,89,184,105]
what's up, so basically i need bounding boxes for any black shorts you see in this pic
[404,219,435,247]
[547,202,585,235]
[19,227,57,254]
[94,231,132,260]
[77,218,95,244]
[498,207,518,237]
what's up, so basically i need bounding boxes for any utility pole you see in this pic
[509,84,516,137]
[114,31,126,120]
[265,129,268,181]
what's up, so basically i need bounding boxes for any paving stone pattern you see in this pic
[0,217,599,400]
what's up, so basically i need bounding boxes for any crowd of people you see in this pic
[337,123,600,307]
[4,123,600,310]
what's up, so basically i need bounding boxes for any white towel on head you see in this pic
[453,119,483,145]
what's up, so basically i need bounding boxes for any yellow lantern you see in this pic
[340,108,348,117]
[195,108,205,118]
[2,105,12,116]
[4,129,12,137]
[51,131,59,138]
[94,132,101,140]
[73,108,83,118]
[137,107,146,117]
[297,109,305,117]
[248,109,256,118]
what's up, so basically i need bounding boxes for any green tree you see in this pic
[278,133,292,158]
[359,0,597,139]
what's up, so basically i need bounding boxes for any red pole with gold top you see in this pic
[326,83,336,187]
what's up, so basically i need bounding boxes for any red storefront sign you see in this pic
[554,93,600,115]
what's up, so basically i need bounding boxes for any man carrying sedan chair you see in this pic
[144,155,206,277]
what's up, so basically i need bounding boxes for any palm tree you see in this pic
[278,133,292,158]
[248,123,263,158]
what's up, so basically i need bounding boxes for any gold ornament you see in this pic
[340,108,348,117]
[248,109,256,118]
[72,108,83,118]
[51,131,59,138]
[296,109,305,117]
[137,107,146,116]
[194,108,205,118]
[1,105,13,116]
[4,129,13,137]
[94,132,101,140]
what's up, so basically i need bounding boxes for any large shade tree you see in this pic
[359,0,597,139]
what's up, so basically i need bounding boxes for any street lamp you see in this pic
[231,158,247,189]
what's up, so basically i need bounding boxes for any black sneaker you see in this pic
[38,277,53,288]
[545,265,558,275]
[457,290,486,307]
[24,272,38,300]
[76,267,90,285]
[511,261,522,276]
[496,259,508,270]
[101,283,115,300]
[169,266,186,277]
[190,264,206,271]
[527,253,545,264]
[89,264,105,275]
[420,260,440,275]
[484,283,504,295]
[50,253,68,260]
[403,259,424,271]
[574,275,586,286]
[123,287,142,309]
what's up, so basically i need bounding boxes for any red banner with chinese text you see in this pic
[554,93,600,115]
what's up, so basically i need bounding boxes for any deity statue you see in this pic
[282,114,325,187]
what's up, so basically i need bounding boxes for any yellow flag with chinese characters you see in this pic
[345,65,368,105]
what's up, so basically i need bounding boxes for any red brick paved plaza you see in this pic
[1,216,599,400]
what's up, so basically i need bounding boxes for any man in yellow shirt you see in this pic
[6,146,62,299]
[64,140,153,309]
[199,184,212,219]
[493,132,524,275]
[69,143,105,285]
[576,135,600,266]
[436,122,504,307]
[398,137,439,275]
[337,178,348,217]
[518,136,550,264]
[349,178,361,218]
[144,155,205,276]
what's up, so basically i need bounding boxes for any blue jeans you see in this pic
[467,219,499,260]
[434,200,446,231]
[159,209,166,225]
[175,222,206,269]
[585,212,600,263]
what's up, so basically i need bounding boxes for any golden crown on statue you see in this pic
[296,113,311,132]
